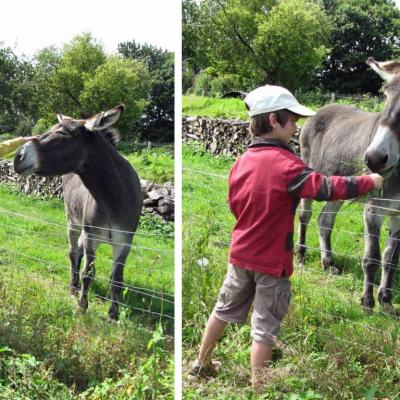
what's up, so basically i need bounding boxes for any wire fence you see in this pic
[0,204,175,328]
[183,163,400,369]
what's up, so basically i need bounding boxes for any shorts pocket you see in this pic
[215,287,229,309]
[273,281,291,320]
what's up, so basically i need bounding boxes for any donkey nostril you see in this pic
[16,149,25,162]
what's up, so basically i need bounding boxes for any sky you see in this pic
[0,0,179,57]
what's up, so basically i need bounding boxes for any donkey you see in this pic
[13,105,143,321]
[298,58,400,313]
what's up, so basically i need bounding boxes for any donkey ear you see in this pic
[366,57,400,82]
[57,113,74,123]
[84,105,125,132]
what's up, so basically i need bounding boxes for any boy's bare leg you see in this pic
[251,340,273,392]
[198,315,227,364]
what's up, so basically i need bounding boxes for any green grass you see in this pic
[183,143,400,399]
[121,145,174,184]
[0,184,174,396]
[183,95,249,120]
[0,140,174,397]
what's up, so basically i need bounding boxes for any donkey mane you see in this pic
[101,129,120,147]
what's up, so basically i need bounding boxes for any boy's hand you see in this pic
[369,173,384,189]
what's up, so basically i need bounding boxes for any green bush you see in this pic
[183,63,196,94]
[0,348,73,399]
[193,70,213,96]
[32,118,53,135]
[13,115,34,137]
[124,146,174,183]
[209,74,243,97]
[81,326,174,400]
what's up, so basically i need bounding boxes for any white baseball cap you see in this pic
[244,85,316,117]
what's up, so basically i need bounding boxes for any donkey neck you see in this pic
[78,135,132,215]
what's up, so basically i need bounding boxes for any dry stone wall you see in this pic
[182,116,301,156]
[0,160,174,221]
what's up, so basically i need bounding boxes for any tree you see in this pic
[317,0,400,93]
[0,44,36,133]
[33,33,107,123]
[183,0,207,72]
[118,41,174,141]
[194,0,331,91]
[80,56,151,135]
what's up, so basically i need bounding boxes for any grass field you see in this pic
[182,94,385,122]
[183,143,400,399]
[0,145,174,399]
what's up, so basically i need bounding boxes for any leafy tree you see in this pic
[183,0,207,72]
[31,33,152,136]
[119,41,174,141]
[193,0,331,91]
[49,33,106,117]
[80,56,151,135]
[0,44,36,133]
[31,46,63,125]
[317,0,400,93]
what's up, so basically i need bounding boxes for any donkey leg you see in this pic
[297,198,313,266]
[378,217,400,313]
[361,205,383,310]
[67,224,83,296]
[109,242,131,321]
[318,201,343,273]
[79,235,97,311]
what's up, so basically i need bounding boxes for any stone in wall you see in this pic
[182,116,301,156]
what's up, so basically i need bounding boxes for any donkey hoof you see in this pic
[108,309,119,322]
[361,297,375,313]
[381,302,397,316]
[295,245,306,261]
[331,266,341,275]
[69,286,80,296]
[78,297,88,310]
[322,258,333,271]
[108,315,119,323]
[325,265,341,275]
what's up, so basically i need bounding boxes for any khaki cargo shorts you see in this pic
[212,263,291,344]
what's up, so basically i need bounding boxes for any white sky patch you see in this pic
[1,0,178,57]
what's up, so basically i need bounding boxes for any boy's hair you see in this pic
[249,109,297,136]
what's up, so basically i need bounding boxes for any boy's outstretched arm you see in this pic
[287,159,383,201]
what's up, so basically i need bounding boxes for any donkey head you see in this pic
[14,105,124,177]
[364,58,400,173]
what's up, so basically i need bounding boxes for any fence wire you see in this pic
[0,203,174,327]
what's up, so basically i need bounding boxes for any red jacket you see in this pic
[228,139,374,277]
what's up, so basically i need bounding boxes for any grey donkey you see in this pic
[14,105,143,321]
[298,58,400,314]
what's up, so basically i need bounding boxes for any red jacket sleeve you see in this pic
[286,157,375,201]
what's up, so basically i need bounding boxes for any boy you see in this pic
[189,85,383,391]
